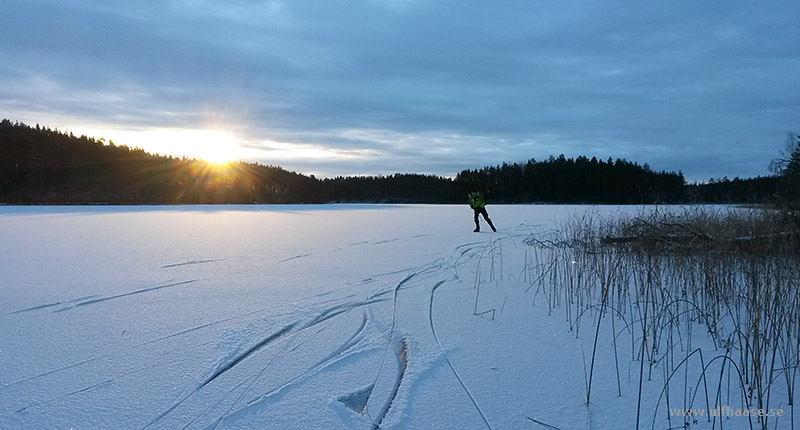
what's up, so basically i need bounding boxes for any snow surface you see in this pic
[0,204,793,429]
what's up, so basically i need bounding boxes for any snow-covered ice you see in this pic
[0,204,794,429]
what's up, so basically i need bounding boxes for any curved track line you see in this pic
[429,279,493,430]
[143,296,384,428]
[370,272,416,397]
[71,280,198,309]
[162,259,223,268]
[371,338,408,429]
[210,313,371,428]
[142,323,296,429]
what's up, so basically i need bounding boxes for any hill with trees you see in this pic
[0,119,785,205]
[456,156,685,203]
[0,119,321,204]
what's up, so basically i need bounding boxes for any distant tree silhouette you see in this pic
[685,176,779,204]
[455,155,686,204]
[321,174,454,203]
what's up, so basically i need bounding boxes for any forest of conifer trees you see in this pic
[0,119,787,205]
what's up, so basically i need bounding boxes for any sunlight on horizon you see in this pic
[34,118,382,174]
[132,128,240,164]
[72,126,250,165]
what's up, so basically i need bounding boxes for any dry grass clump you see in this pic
[605,207,799,257]
[524,206,800,430]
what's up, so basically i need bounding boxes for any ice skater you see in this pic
[468,191,496,232]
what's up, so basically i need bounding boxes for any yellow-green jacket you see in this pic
[468,193,486,209]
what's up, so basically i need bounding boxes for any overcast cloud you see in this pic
[2,0,798,180]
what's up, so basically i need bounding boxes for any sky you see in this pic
[1,1,798,181]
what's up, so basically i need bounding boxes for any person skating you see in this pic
[468,191,496,232]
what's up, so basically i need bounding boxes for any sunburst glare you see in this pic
[80,127,244,165]
[155,129,239,164]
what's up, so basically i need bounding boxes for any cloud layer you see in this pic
[2,0,799,180]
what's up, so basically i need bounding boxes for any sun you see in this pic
[127,128,241,164]
[183,130,237,164]
[67,125,249,166]
[199,148,232,165]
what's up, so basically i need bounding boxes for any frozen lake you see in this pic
[0,204,791,429]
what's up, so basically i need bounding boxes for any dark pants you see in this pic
[473,207,496,231]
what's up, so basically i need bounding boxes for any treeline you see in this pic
[0,119,785,204]
[686,176,781,204]
[321,174,458,203]
[457,156,686,203]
